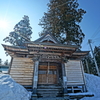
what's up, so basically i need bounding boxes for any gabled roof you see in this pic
[34,32,60,44]
[2,32,89,59]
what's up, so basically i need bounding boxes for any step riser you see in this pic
[37,89,62,93]
[37,85,63,97]
[38,94,63,97]
[38,87,62,88]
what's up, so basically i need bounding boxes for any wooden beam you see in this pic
[28,47,75,53]
[29,51,61,55]
[27,43,78,50]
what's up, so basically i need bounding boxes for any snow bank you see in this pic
[0,73,100,100]
[0,74,30,100]
[81,73,100,100]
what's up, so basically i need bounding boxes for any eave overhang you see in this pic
[2,44,89,59]
[2,44,28,56]
[2,43,78,57]
[71,51,90,59]
[2,44,28,52]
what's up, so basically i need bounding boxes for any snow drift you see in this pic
[81,73,100,100]
[0,74,30,100]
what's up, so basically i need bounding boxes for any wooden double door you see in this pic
[38,62,58,84]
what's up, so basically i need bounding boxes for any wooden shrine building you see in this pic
[2,33,91,99]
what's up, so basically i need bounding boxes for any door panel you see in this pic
[38,62,57,84]
[48,75,57,84]
[38,70,47,84]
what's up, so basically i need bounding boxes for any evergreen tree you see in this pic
[4,59,9,65]
[0,59,2,65]
[94,46,100,71]
[82,53,97,75]
[3,15,32,46]
[39,0,86,47]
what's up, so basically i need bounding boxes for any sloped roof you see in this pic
[2,32,89,59]
[34,32,60,44]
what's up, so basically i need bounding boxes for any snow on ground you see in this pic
[0,73,100,100]
[0,74,30,100]
[81,73,100,100]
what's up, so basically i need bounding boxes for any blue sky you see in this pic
[0,0,100,62]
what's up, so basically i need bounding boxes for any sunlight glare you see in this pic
[0,20,8,29]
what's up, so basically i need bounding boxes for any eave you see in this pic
[2,44,28,52]
[2,44,89,59]
[2,44,29,56]
[71,51,89,58]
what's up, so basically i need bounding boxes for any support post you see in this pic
[85,59,90,74]
[62,62,67,96]
[31,60,39,99]
[8,57,13,74]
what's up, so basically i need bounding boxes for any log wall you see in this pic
[65,60,84,86]
[10,57,34,86]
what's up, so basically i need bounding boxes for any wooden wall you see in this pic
[10,57,34,86]
[65,60,84,86]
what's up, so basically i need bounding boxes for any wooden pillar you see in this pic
[8,57,13,74]
[62,62,67,95]
[85,59,90,74]
[32,60,39,98]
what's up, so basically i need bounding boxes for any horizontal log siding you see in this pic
[65,60,84,85]
[10,57,34,85]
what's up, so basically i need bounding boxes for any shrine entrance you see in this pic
[38,62,61,84]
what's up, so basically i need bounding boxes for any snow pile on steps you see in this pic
[0,74,30,100]
[81,73,100,100]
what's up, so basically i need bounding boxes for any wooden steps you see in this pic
[31,97,69,100]
[37,84,63,98]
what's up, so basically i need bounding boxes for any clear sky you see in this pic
[0,0,100,63]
